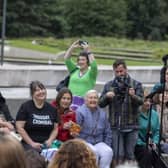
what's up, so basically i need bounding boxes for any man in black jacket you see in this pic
[99,59,144,166]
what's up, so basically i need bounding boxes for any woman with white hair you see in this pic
[76,89,113,168]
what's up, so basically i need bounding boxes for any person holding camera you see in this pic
[64,40,98,110]
[99,59,144,167]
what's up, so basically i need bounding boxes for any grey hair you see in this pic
[85,90,99,100]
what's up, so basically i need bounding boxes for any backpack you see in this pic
[56,75,70,91]
[56,68,77,92]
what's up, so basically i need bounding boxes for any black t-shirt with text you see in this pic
[16,100,58,143]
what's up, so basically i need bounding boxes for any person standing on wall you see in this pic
[64,40,98,110]
[99,59,144,167]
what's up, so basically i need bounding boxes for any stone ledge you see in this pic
[0,63,161,87]
[0,87,56,99]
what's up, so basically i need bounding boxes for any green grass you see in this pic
[96,58,162,66]
[71,57,162,66]
[8,36,168,66]
[8,38,61,53]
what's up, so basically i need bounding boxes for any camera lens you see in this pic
[79,40,88,46]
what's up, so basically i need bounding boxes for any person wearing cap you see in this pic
[64,40,98,110]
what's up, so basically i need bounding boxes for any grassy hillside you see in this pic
[8,37,168,65]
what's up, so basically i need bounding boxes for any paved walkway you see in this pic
[3,45,64,59]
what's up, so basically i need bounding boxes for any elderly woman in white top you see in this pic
[76,90,113,168]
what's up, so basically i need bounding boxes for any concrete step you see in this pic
[1,87,57,118]
[0,63,162,87]
[0,63,162,118]
[2,82,154,118]
[1,87,56,99]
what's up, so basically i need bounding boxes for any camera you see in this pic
[114,87,127,100]
[78,40,88,46]
[113,76,130,100]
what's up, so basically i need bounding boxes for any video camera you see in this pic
[113,76,130,100]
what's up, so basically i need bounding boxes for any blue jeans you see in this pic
[112,129,138,160]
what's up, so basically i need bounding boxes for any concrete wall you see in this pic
[0,63,162,118]
[0,64,162,87]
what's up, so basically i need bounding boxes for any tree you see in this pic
[127,0,168,40]
[60,0,128,37]
[2,0,168,39]
[6,0,67,37]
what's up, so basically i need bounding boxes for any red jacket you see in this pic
[51,100,76,141]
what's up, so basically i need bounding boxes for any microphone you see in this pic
[146,86,163,99]
[160,66,166,83]
[162,54,168,63]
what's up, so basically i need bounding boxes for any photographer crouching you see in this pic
[99,59,144,167]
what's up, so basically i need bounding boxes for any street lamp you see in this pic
[1,0,7,66]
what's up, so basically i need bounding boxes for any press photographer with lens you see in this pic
[99,59,144,167]
[64,40,98,110]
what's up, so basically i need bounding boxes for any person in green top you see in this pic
[134,97,160,168]
[64,40,98,110]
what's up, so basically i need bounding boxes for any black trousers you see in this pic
[134,145,168,168]
[134,145,163,168]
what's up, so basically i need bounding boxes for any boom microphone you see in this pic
[146,86,163,99]
[162,54,168,63]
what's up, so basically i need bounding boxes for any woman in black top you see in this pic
[16,81,58,151]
